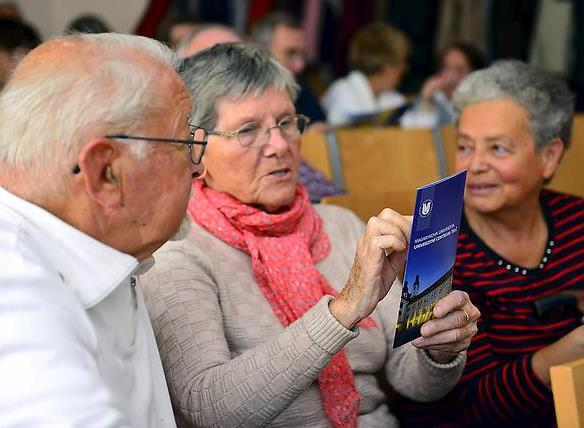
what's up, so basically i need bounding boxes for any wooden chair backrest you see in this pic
[440,125,458,175]
[300,131,333,180]
[551,357,584,428]
[321,190,415,223]
[547,114,584,197]
[335,127,440,195]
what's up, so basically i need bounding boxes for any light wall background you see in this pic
[13,0,148,39]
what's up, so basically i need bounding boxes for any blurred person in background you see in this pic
[252,11,328,127]
[0,17,40,89]
[251,13,342,202]
[322,22,411,127]
[65,14,112,34]
[401,42,485,128]
[0,1,20,20]
[177,23,240,58]
[399,60,584,428]
[0,33,206,427]
[157,15,198,50]
[141,42,480,428]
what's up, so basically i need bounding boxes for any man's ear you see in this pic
[76,139,123,209]
[541,138,565,180]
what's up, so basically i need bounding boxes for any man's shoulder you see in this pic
[0,203,35,274]
[1,202,49,273]
[0,203,87,319]
[0,212,112,426]
[0,201,25,246]
[0,245,94,355]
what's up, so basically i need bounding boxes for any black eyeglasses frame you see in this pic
[71,127,209,174]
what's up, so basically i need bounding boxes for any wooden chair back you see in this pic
[547,114,584,197]
[335,127,441,195]
[551,357,584,428]
[300,131,334,180]
[440,125,458,175]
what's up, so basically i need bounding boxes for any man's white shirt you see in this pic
[0,186,176,427]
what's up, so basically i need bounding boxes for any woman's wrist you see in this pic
[531,349,551,385]
[304,296,358,353]
[328,296,358,330]
[531,326,584,386]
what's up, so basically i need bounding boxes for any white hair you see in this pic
[0,32,182,193]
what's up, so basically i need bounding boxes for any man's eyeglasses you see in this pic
[72,125,208,174]
[207,114,310,148]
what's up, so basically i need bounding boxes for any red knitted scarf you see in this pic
[188,181,374,427]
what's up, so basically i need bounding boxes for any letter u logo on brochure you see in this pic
[420,200,433,217]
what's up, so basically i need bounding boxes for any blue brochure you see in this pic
[393,170,467,348]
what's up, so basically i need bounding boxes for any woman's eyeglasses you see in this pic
[206,114,310,148]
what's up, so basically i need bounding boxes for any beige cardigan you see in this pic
[141,204,465,427]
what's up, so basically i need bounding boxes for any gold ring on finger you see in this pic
[462,309,470,325]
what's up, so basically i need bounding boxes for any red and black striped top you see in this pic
[397,190,584,427]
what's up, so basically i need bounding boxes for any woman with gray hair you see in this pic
[140,43,480,427]
[399,60,584,427]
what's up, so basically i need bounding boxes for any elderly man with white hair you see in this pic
[0,33,207,427]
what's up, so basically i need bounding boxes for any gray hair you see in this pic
[250,12,300,48]
[0,32,181,191]
[180,42,298,129]
[453,59,574,150]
